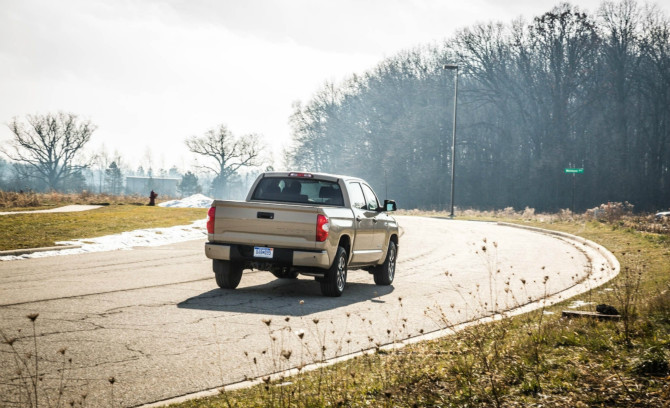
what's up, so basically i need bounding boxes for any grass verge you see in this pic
[0,205,206,250]
[168,215,670,407]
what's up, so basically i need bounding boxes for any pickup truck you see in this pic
[205,171,399,297]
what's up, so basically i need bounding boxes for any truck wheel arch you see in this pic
[390,234,399,248]
[338,235,352,263]
[379,234,399,264]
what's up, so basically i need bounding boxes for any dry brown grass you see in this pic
[398,202,670,237]
[0,191,155,210]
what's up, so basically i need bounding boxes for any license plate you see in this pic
[253,247,274,259]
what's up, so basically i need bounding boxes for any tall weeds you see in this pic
[0,191,149,208]
[608,251,644,346]
[0,314,95,408]
[1,314,43,408]
[0,191,40,208]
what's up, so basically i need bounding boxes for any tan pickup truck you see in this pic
[205,171,399,296]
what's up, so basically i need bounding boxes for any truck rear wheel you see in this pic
[213,260,243,289]
[373,241,396,286]
[320,246,347,297]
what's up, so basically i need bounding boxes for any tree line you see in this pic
[2,1,668,212]
[288,0,670,212]
[1,112,263,199]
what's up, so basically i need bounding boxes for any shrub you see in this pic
[0,191,40,208]
[586,202,634,222]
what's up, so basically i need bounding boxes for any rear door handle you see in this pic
[257,212,274,219]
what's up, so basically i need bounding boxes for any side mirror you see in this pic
[383,199,397,212]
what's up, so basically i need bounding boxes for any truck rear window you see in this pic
[251,177,344,206]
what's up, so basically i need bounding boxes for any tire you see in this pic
[320,246,348,297]
[271,268,299,279]
[373,241,397,286]
[213,260,243,289]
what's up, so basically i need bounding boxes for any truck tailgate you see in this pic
[211,200,320,249]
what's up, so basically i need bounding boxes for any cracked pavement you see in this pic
[0,217,617,407]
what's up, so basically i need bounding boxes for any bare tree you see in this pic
[90,144,111,193]
[185,124,263,197]
[2,112,95,191]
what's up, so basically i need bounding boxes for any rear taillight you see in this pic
[316,214,329,242]
[207,207,216,234]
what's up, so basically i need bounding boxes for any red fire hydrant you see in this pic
[149,190,158,206]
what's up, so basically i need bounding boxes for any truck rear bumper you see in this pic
[293,250,330,268]
[205,243,330,269]
[205,242,231,260]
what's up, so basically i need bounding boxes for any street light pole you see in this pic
[444,64,459,218]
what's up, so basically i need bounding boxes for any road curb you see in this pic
[0,245,83,256]
[495,221,621,276]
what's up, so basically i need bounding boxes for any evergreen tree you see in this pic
[178,171,201,197]
[105,161,123,195]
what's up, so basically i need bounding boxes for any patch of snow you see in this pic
[158,194,213,208]
[567,300,593,309]
[0,194,215,261]
[0,205,103,216]
[0,219,206,261]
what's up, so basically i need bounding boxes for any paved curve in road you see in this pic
[0,216,618,407]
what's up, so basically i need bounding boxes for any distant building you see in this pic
[125,176,179,197]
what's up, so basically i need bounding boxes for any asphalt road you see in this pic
[0,216,618,407]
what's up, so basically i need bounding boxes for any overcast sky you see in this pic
[1,0,661,172]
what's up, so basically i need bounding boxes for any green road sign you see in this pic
[565,168,584,174]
